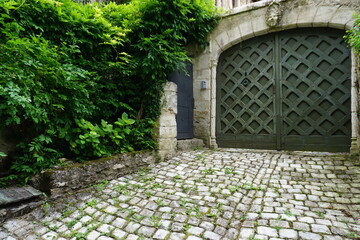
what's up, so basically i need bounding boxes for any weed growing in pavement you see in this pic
[315,211,325,218]
[195,154,204,160]
[131,183,143,189]
[224,167,238,175]
[144,191,152,198]
[112,197,120,207]
[62,208,75,218]
[113,183,131,195]
[201,168,217,175]
[43,202,51,216]
[206,206,222,219]
[272,225,283,230]
[149,183,164,189]
[100,229,115,238]
[284,208,295,217]
[86,199,98,208]
[150,215,162,228]
[70,232,86,240]
[125,208,138,220]
[140,176,155,183]
[92,180,109,191]
[183,223,191,231]
[155,199,166,207]
[229,185,241,193]
[180,183,194,193]
[85,222,100,231]
[66,220,78,228]
[207,149,216,153]
[42,221,60,232]
[173,175,182,180]
[180,197,194,207]
[206,211,217,218]
[200,178,209,184]
[137,168,148,176]
[247,235,263,240]
[180,198,188,207]
[240,181,264,191]
[345,232,360,239]
[185,205,201,218]
[217,203,224,211]
[123,197,131,204]
[132,214,145,222]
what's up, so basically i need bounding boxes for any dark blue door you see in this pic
[169,63,194,139]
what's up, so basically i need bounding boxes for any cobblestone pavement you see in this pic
[1,149,360,240]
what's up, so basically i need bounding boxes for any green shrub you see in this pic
[346,13,360,52]
[0,0,218,185]
[70,113,135,158]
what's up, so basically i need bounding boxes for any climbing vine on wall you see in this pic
[346,13,360,52]
[0,0,219,185]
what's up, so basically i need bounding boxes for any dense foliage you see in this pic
[346,13,360,52]
[0,0,218,184]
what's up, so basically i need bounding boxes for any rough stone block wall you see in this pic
[30,151,158,198]
[157,82,178,159]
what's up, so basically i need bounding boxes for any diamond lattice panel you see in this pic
[280,29,351,151]
[216,28,351,152]
[216,34,276,148]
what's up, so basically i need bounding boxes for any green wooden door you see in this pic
[216,28,351,152]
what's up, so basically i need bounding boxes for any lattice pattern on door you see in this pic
[216,28,351,152]
[218,35,274,136]
[281,33,351,137]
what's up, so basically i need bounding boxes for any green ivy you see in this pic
[346,13,360,52]
[0,0,218,185]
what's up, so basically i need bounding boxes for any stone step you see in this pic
[0,185,43,206]
[177,138,204,151]
[0,185,44,223]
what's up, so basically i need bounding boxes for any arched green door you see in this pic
[216,28,351,152]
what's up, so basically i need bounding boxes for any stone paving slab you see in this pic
[0,185,43,206]
[0,149,360,240]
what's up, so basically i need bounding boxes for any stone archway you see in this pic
[192,0,360,153]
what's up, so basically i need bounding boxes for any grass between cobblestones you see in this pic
[1,149,360,240]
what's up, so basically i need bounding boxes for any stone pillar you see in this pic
[157,82,177,160]
[350,50,359,155]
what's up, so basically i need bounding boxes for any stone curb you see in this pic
[30,150,159,198]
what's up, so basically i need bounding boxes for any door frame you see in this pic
[215,28,352,152]
[210,29,358,152]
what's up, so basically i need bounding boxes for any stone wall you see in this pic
[193,0,360,150]
[156,82,178,160]
[30,151,158,198]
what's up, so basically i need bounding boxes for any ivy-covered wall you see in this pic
[0,0,219,185]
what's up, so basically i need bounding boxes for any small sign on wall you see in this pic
[200,80,208,89]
